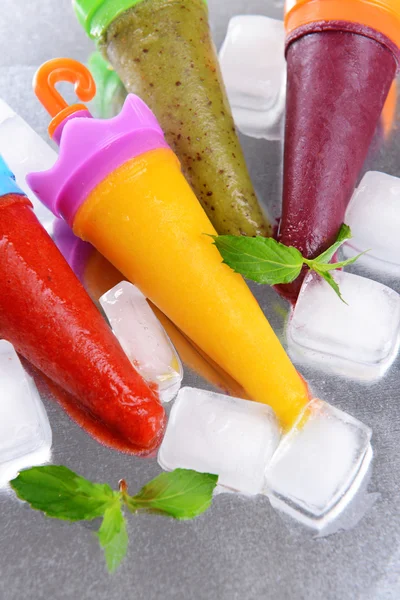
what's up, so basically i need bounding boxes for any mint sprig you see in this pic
[10,466,218,574]
[212,224,366,302]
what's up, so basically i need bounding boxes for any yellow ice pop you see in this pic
[28,59,309,430]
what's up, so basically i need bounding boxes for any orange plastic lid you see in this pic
[285,0,400,50]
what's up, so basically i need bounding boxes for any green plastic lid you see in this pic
[73,0,144,40]
[88,51,122,95]
[73,0,208,40]
[88,52,126,118]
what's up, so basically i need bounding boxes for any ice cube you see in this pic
[265,399,372,530]
[100,281,183,403]
[0,340,52,485]
[219,15,286,140]
[158,387,281,495]
[287,271,400,381]
[344,171,400,275]
[0,98,56,234]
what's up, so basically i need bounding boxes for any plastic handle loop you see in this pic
[33,58,97,139]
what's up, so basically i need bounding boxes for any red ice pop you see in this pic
[277,0,400,302]
[0,157,165,454]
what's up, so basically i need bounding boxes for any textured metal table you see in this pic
[1,1,400,598]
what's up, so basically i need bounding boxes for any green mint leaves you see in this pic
[212,224,366,302]
[127,469,218,520]
[97,501,128,574]
[10,466,218,574]
[211,235,304,285]
[10,465,116,521]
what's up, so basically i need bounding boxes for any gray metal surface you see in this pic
[0,1,399,598]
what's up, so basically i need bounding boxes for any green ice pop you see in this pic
[74,0,271,237]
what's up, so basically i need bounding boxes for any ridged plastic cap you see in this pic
[73,0,145,40]
[0,155,24,197]
[285,0,400,50]
[27,94,170,226]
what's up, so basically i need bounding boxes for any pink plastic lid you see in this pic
[27,94,170,226]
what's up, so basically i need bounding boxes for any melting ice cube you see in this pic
[158,387,281,495]
[100,281,183,403]
[0,340,52,484]
[287,271,400,381]
[0,98,56,234]
[265,399,372,530]
[344,171,400,274]
[219,15,286,140]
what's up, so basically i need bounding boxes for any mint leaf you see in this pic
[212,235,303,284]
[312,268,347,304]
[97,501,129,574]
[128,469,218,520]
[310,224,352,265]
[308,252,368,273]
[308,248,368,303]
[336,224,352,243]
[10,466,116,521]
